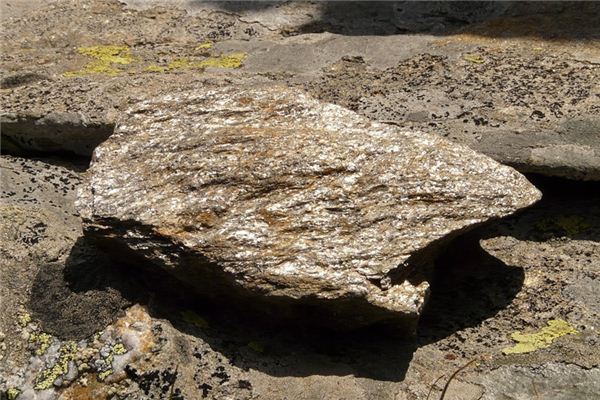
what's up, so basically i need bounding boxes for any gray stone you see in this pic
[2,0,598,180]
[0,156,134,395]
[78,85,540,329]
[476,363,600,400]
[0,156,82,380]
[1,111,114,157]
[306,49,600,181]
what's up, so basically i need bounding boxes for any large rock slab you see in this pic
[78,85,540,329]
[2,158,597,399]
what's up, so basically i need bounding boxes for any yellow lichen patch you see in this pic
[18,312,32,327]
[98,369,113,381]
[35,341,79,390]
[30,332,53,356]
[463,54,485,64]
[78,45,133,65]
[64,45,134,77]
[167,58,203,70]
[63,46,245,76]
[181,310,209,329]
[112,343,127,355]
[199,52,246,69]
[98,342,129,380]
[164,52,246,71]
[6,388,20,400]
[144,65,168,73]
[195,41,213,51]
[502,319,579,355]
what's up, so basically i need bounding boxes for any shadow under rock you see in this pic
[27,233,416,380]
[417,231,524,344]
[304,1,600,38]
[36,180,596,380]
[28,230,523,382]
[29,238,138,340]
[419,174,600,343]
[156,231,522,382]
[485,174,600,244]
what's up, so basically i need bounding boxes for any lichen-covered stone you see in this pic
[79,85,540,329]
[305,49,600,181]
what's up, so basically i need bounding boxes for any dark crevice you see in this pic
[1,120,114,167]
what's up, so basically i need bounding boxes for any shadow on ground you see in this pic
[212,1,600,39]
[28,176,600,382]
[28,235,520,382]
[417,231,523,345]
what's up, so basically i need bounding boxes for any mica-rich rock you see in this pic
[79,85,540,329]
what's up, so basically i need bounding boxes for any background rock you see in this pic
[304,49,600,180]
[2,0,598,180]
[0,156,82,380]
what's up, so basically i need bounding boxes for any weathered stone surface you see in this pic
[475,363,600,400]
[2,1,598,179]
[305,49,600,181]
[78,85,540,329]
[3,0,599,180]
[1,112,114,157]
[0,156,80,380]
[3,2,600,398]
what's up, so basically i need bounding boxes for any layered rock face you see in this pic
[78,85,540,329]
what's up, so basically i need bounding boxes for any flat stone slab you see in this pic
[2,0,599,180]
[305,47,600,181]
[78,84,540,329]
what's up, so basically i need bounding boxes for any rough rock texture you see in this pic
[0,156,82,336]
[78,85,540,329]
[2,0,599,179]
[0,157,598,400]
[2,1,600,399]
[305,49,600,181]
[0,0,276,156]
[2,162,597,400]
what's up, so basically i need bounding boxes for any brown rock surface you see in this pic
[78,85,540,329]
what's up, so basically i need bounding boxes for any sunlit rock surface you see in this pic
[79,85,540,329]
